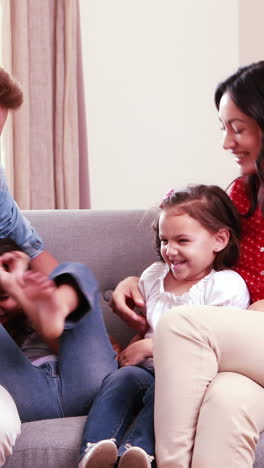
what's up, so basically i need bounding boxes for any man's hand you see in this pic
[118,338,153,367]
[110,276,148,335]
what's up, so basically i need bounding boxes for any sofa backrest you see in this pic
[22,209,159,346]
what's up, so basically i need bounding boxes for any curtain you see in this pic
[1,0,90,209]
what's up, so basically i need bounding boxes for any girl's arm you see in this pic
[118,338,153,367]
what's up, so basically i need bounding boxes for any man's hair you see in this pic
[0,67,23,109]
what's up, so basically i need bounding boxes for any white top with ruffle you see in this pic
[139,262,250,340]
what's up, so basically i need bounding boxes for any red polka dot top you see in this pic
[230,177,264,303]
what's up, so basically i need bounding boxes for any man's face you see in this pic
[0,106,8,135]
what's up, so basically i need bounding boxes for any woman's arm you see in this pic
[110,276,148,335]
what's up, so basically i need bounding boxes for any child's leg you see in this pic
[17,262,117,416]
[0,386,21,467]
[0,324,63,422]
[10,268,80,340]
[119,383,155,458]
[154,304,264,468]
[52,263,118,415]
[0,262,118,425]
[79,366,154,459]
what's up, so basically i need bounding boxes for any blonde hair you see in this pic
[0,67,23,109]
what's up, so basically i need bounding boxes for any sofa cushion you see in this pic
[4,416,86,468]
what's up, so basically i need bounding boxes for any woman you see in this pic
[111,61,264,467]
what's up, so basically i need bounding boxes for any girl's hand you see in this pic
[118,338,153,367]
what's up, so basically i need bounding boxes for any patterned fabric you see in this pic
[230,177,264,302]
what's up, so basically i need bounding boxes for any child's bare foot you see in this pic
[17,271,67,340]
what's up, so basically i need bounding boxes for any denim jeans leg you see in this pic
[119,382,155,458]
[79,366,154,458]
[0,325,62,422]
[0,262,118,423]
[52,263,118,416]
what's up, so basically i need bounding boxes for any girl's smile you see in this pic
[159,208,225,283]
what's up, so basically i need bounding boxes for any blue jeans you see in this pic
[80,365,155,459]
[0,262,117,422]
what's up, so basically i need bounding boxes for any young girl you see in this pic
[0,238,117,464]
[78,184,250,468]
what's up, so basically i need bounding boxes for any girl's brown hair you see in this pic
[155,184,242,271]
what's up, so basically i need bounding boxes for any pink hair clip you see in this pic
[159,188,175,207]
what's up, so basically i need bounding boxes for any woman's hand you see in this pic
[110,276,148,335]
[118,338,153,367]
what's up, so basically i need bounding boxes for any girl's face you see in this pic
[159,208,226,282]
[219,92,262,176]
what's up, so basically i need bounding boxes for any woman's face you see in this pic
[219,92,262,176]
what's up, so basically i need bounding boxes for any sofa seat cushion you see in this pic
[4,416,86,468]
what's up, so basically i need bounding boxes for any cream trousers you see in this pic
[0,386,20,466]
[154,305,264,468]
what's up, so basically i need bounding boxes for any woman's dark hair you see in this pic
[215,61,264,216]
[155,184,242,271]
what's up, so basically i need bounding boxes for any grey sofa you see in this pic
[3,209,264,468]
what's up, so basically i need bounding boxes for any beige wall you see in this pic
[239,0,264,64]
[80,1,263,209]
